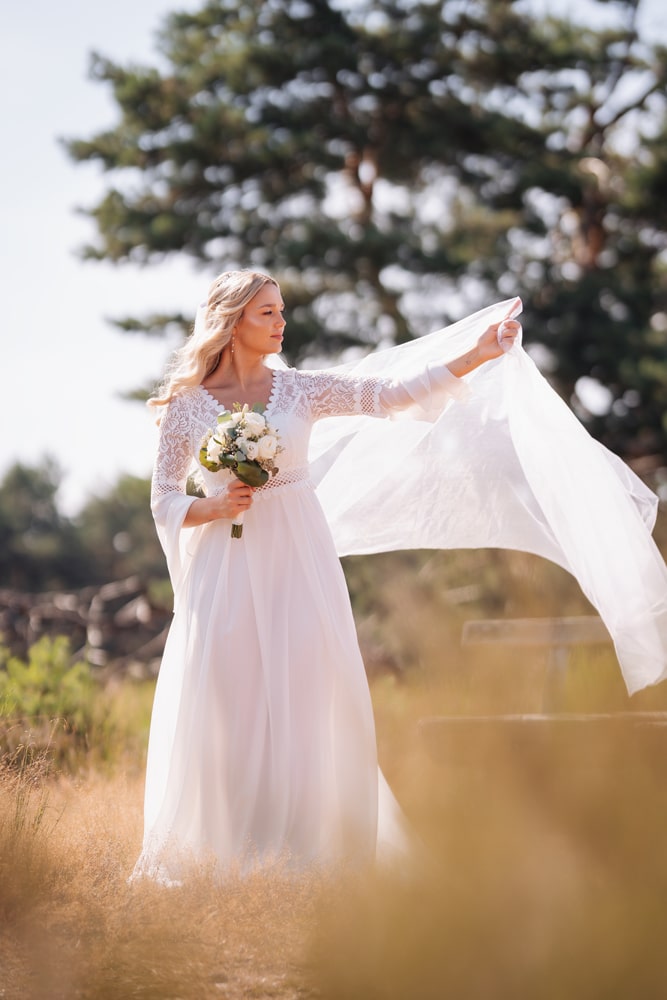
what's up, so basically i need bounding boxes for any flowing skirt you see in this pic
[133,480,384,880]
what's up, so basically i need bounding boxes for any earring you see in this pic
[230,333,235,358]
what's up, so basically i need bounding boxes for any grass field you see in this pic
[3,645,667,1000]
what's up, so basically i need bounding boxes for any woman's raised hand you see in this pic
[446,297,523,379]
[476,297,523,363]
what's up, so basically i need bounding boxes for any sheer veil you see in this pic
[301,299,667,696]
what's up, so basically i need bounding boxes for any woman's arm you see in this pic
[303,300,522,420]
[377,299,522,414]
[152,395,254,530]
[182,479,254,527]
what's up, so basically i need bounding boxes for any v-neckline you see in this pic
[198,369,278,416]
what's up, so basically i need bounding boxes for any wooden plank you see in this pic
[462,616,610,647]
[419,712,667,765]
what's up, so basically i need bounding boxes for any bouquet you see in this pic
[199,404,281,538]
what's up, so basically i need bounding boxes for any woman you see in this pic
[132,269,522,882]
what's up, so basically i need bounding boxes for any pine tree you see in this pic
[66,0,667,463]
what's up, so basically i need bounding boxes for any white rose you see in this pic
[243,411,266,435]
[243,440,259,460]
[207,438,223,462]
[257,435,278,460]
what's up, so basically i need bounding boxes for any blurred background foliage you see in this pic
[64,0,667,464]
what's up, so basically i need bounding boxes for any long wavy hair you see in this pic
[148,269,279,410]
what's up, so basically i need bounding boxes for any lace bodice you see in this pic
[151,364,464,511]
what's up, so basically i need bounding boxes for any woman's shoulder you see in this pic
[157,385,213,428]
[167,385,207,409]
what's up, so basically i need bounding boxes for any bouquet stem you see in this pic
[231,522,243,539]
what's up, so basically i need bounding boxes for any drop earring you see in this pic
[230,333,235,358]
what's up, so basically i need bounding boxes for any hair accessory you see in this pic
[193,301,207,340]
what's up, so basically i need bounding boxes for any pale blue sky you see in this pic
[2,0,203,513]
[2,0,666,514]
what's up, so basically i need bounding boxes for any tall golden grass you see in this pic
[4,533,667,999]
[3,655,667,999]
[0,761,321,999]
[314,674,667,999]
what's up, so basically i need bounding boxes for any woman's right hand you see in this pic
[215,478,255,520]
[183,478,254,527]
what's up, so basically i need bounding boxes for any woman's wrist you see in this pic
[447,346,483,378]
[183,495,222,527]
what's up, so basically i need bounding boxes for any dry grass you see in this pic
[3,644,667,999]
[0,766,320,999]
[312,663,667,1000]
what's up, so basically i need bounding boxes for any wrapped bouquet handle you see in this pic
[229,460,267,538]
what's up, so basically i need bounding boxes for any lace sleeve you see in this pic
[378,361,470,417]
[300,363,469,421]
[297,370,387,419]
[151,395,199,504]
[149,393,213,548]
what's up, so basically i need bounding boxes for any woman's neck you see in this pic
[204,348,269,393]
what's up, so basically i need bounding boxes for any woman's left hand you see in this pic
[446,297,523,378]
[476,297,523,363]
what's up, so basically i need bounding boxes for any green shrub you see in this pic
[0,636,94,728]
[0,636,152,771]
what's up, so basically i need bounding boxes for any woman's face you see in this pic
[234,283,286,357]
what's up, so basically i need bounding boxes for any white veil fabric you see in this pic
[302,299,667,697]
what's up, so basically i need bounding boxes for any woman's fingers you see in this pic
[229,478,253,496]
[504,296,523,321]
[234,488,254,508]
[496,317,522,352]
[226,478,254,513]
[474,299,523,361]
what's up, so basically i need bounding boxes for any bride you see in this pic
[132,269,667,881]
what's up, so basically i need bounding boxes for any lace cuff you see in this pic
[378,362,470,417]
[303,371,386,420]
[302,363,468,421]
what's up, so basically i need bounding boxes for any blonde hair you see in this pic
[149,269,279,409]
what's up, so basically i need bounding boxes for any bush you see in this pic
[0,636,152,771]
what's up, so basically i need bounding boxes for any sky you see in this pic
[2,0,667,515]
[2,0,203,514]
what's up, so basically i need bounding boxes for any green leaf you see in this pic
[235,462,269,488]
[198,447,219,472]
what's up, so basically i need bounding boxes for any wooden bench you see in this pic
[420,616,667,765]
[419,711,667,767]
[461,615,611,712]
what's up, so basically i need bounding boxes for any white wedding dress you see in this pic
[134,299,667,881]
[133,362,465,880]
